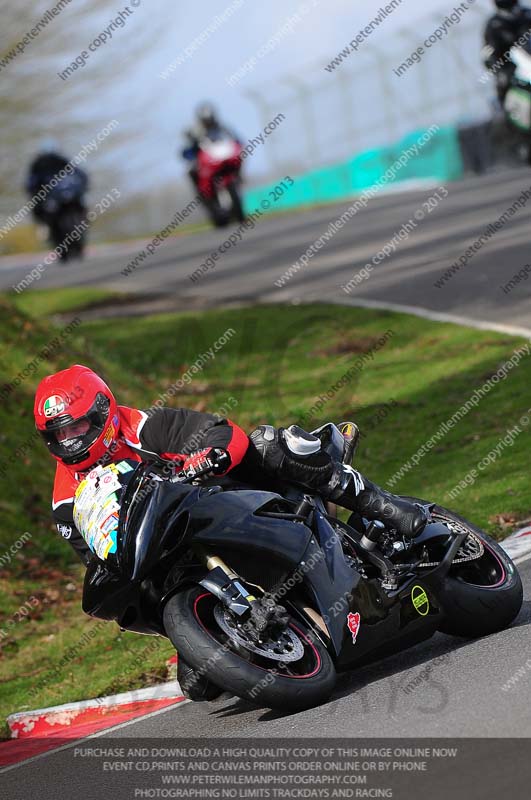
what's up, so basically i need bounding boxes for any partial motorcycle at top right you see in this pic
[484,0,531,164]
[501,41,531,161]
[82,422,523,712]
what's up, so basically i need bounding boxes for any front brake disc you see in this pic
[213,605,304,662]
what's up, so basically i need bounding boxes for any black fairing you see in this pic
[82,464,315,634]
[296,511,362,654]
[82,558,165,635]
[331,519,460,669]
[117,479,204,581]
[81,462,460,668]
[114,463,314,583]
[186,491,313,568]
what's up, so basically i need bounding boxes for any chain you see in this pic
[418,517,484,568]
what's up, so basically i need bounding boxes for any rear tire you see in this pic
[404,498,523,638]
[163,586,336,711]
[438,534,522,637]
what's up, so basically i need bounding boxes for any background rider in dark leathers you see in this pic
[26,139,88,225]
[484,0,531,101]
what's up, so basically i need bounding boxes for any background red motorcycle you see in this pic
[195,134,245,227]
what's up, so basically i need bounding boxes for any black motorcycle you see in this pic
[82,424,523,711]
[41,172,87,260]
[503,42,531,164]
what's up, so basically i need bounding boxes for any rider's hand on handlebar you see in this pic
[180,448,231,479]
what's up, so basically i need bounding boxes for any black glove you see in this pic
[248,425,334,490]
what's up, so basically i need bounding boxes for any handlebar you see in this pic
[173,451,231,484]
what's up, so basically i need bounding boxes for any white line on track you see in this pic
[513,552,531,565]
[0,699,190,775]
[337,297,531,339]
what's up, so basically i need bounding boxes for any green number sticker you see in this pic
[411,585,430,616]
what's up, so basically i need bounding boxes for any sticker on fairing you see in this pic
[115,461,133,474]
[74,464,123,560]
[44,395,65,418]
[101,510,119,534]
[347,612,361,644]
[411,585,430,616]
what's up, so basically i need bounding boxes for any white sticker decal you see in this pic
[74,464,123,560]
[44,395,65,418]
[57,524,73,540]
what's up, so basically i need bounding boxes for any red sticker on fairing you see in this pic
[347,612,361,644]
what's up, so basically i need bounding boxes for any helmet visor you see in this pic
[39,393,111,464]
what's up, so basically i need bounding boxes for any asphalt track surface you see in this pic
[2,168,531,797]
[2,167,531,333]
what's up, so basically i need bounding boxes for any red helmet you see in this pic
[34,365,119,470]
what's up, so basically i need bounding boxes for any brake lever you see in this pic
[172,458,227,484]
[171,465,213,484]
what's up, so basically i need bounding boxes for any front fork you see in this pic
[199,554,257,618]
[197,553,329,651]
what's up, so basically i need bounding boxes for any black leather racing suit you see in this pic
[26,152,88,222]
[484,7,531,100]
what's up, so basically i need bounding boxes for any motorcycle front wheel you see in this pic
[227,183,245,222]
[163,586,336,711]
[51,208,85,260]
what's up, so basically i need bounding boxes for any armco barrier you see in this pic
[244,125,464,212]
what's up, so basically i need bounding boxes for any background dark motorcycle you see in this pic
[40,173,87,259]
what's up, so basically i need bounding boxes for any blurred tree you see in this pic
[0,0,169,236]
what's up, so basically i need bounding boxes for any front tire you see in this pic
[51,207,85,260]
[228,183,245,223]
[405,499,523,638]
[163,586,336,711]
[177,656,223,702]
[203,197,229,227]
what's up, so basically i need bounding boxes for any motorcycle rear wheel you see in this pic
[405,499,523,638]
[163,586,336,711]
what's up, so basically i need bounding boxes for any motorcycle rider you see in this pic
[34,364,427,698]
[181,102,240,190]
[483,0,531,101]
[26,139,88,225]
[34,365,249,565]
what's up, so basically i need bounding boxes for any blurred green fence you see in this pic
[245,125,463,211]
